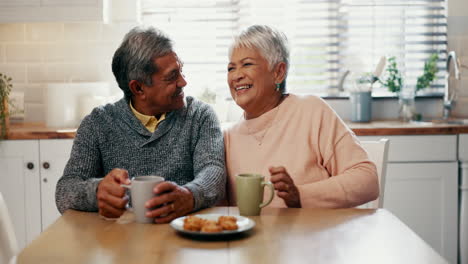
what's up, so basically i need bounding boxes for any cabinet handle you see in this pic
[43,162,50,169]
[43,178,48,183]
[27,162,34,170]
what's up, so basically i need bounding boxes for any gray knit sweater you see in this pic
[55,96,226,214]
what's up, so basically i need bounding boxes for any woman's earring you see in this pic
[275,83,280,92]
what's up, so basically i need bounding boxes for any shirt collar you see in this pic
[129,101,166,126]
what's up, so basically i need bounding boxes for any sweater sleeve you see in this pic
[298,98,379,208]
[55,113,104,214]
[183,104,226,211]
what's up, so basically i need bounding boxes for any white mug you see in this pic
[121,176,164,223]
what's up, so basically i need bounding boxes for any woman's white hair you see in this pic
[229,25,290,92]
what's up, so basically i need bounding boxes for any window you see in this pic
[142,0,447,99]
[340,0,447,94]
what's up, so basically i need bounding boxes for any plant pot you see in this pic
[0,97,9,139]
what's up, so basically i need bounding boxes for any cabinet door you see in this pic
[0,140,41,250]
[384,162,458,264]
[359,135,457,162]
[39,139,74,231]
[459,133,468,162]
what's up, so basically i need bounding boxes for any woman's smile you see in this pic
[235,84,253,95]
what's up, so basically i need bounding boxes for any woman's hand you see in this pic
[144,181,194,224]
[269,166,302,208]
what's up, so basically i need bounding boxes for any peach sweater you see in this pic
[224,94,379,208]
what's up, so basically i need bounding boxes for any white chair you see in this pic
[0,191,18,264]
[359,138,390,209]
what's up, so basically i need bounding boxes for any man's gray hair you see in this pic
[229,25,290,93]
[112,26,173,99]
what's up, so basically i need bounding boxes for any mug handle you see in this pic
[259,181,274,208]
[120,184,131,189]
[120,184,131,209]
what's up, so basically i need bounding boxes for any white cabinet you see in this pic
[0,0,105,22]
[460,134,468,162]
[0,140,40,251]
[0,139,73,250]
[39,139,73,230]
[385,162,458,263]
[459,134,468,264]
[359,135,458,264]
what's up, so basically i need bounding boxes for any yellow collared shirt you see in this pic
[129,101,166,133]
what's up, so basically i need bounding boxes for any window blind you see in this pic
[142,0,447,98]
[340,0,447,93]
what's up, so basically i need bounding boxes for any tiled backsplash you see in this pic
[448,11,468,117]
[0,22,135,122]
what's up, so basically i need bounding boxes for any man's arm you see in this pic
[184,103,226,211]
[55,114,104,214]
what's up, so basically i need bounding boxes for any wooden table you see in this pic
[17,207,447,264]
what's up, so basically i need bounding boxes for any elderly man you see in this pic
[55,26,226,223]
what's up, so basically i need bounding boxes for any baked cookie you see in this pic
[219,220,238,230]
[218,216,237,223]
[201,221,223,233]
[183,216,204,231]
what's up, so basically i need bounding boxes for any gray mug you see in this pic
[121,176,164,223]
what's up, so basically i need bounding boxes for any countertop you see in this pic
[5,121,468,140]
[347,120,468,136]
[7,122,77,140]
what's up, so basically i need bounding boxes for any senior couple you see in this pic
[55,25,379,223]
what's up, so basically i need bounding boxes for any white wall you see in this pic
[0,21,135,122]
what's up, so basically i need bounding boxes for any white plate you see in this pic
[170,214,255,237]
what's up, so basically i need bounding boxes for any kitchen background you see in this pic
[0,0,467,125]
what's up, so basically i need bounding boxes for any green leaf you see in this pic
[416,53,439,91]
[380,56,403,93]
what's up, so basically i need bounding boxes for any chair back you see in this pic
[0,191,18,264]
[359,138,390,208]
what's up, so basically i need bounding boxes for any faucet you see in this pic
[338,70,350,92]
[443,51,461,120]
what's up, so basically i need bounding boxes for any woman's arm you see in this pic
[297,97,379,208]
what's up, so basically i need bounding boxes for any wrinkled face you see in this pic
[142,52,187,113]
[227,46,277,112]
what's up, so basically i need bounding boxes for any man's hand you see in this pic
[269,166,302,208]
[145,181,194,224]
[96,168,130,218]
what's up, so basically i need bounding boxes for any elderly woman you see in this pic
[224,25,379,208]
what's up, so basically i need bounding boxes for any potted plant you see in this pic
[0,73,13,139]
[379,54,439,122]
